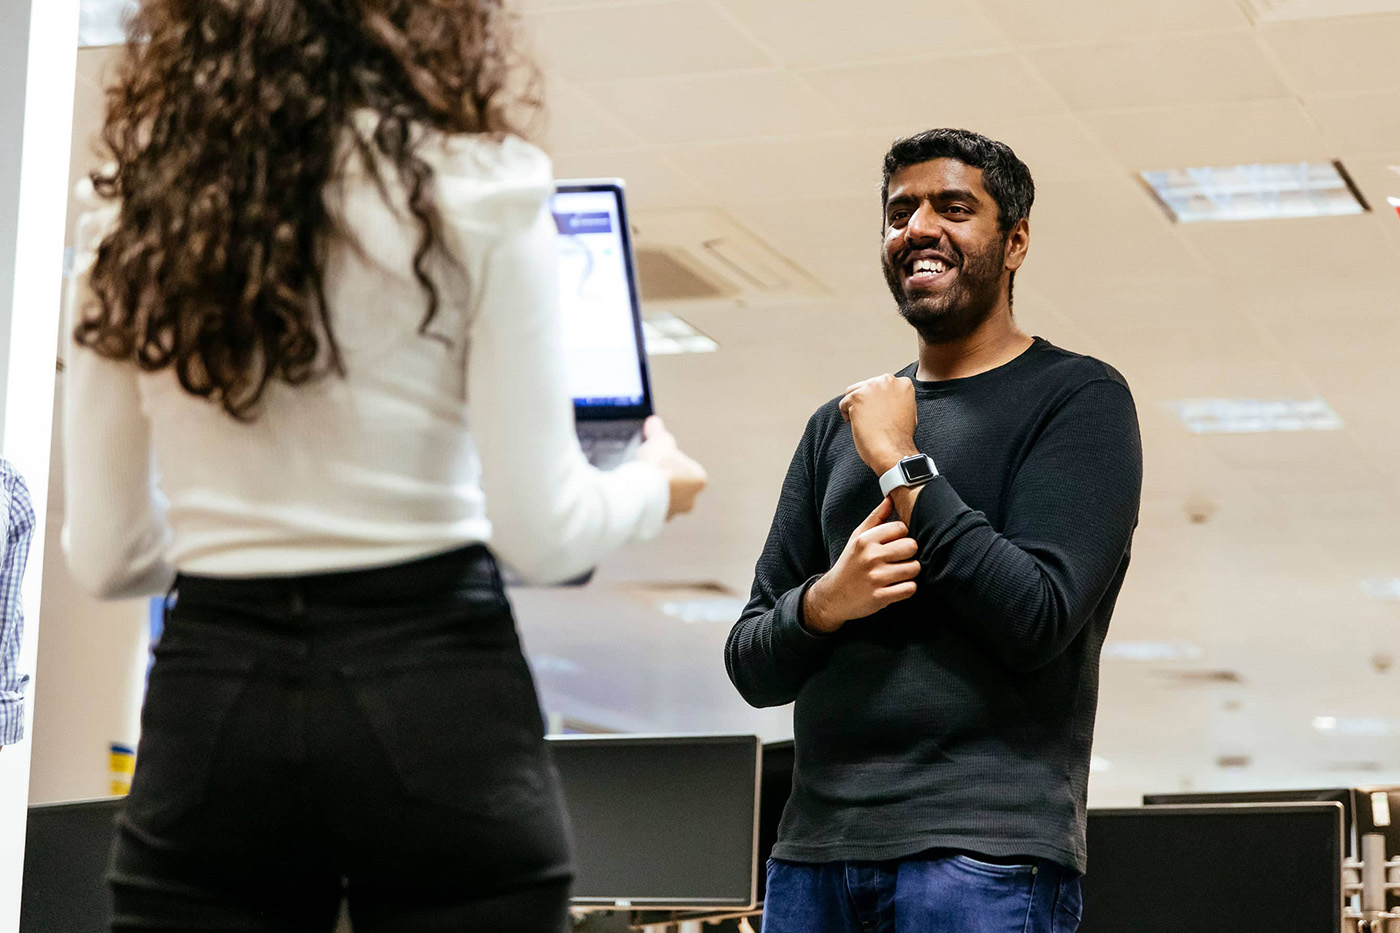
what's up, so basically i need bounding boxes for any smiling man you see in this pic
[726,129,1143,933]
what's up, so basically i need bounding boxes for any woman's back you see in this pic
[65,123,671,593]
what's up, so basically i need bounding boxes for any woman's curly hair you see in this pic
[79,0,541,419]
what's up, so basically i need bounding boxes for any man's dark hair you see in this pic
[881,128,1034,305]
[881,128,1034,234]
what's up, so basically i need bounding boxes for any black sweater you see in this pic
[725,338,1142,874]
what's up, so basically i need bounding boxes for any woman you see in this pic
[62,1,706,930]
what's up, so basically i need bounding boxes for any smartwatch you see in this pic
[878,454,938,498]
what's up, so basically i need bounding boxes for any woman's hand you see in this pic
[634,416,707,519]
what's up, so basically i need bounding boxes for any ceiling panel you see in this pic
[1024,31,1288,111]
[798,52,1067,131]
[550,148,713,207]
[1181,214,1400,279]
[581,69,846,144]
[524,0,771,81]
[1082,98,1332,170]
[537,79,645,153]
[1307,92,1400,155]
[979,0,1249,44]
[1261,13,1400,94]
[665,132,894,201]
[712,0,1009,66]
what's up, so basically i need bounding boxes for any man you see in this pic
[725,128,1142,933]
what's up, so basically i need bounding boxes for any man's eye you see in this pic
[945,205,968,215]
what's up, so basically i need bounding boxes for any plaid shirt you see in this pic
[0,461,35,745]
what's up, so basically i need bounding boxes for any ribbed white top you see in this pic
[62,123,668,597]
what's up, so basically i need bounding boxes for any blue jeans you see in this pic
[763,852,1082,933]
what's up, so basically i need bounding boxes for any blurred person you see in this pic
[726,129,1142,933]
[62,1,704,930]
[0,459,35,751]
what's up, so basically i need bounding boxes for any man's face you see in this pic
[881,158,1017,344]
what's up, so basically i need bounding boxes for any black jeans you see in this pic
[109,545,573,932]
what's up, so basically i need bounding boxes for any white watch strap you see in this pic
[878,455,937,498]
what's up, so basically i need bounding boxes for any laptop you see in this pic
[552,179,654,471]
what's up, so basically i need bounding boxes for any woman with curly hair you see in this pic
[62,1,706,929]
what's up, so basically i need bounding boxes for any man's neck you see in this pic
[914,308,1034,382]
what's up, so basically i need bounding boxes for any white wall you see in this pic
[0,0,80,928]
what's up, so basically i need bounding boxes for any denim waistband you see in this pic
[172,543,502,613]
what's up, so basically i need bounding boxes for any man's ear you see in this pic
[1004,218,1030,273]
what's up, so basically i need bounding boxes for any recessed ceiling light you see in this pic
[657,596,748,624]
[1314,716,1394,737]
[1140,161,1368,224]
[1170,397,1343,434]
[1359,579,1400,600]
[1101,641,1203,662]
[642,313,718,356]
[79,0,136,46]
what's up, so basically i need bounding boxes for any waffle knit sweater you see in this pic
[726,337,1142,874]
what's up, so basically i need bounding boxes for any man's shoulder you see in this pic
[1027,339,1132,397]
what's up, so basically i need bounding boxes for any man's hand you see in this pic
[839,374,919,475]
[802,497,920,634]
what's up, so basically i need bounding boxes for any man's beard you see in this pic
[883,240,1006,345]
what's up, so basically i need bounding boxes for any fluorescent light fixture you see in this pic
[1170,397,1343,434]
[1089,756,1112,773]
[1140,161,1368,224]
[79,0,136,46]
[642,313,718,356]
[1314,716,1394,737]
[1360,579,1400,600]
[657,596,747,624]
[1101,640,1203,662]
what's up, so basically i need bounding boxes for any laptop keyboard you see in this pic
[580,421,643,471]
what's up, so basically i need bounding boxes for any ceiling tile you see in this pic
[1307,92,1400,155]
[1180,214,1398,279]
[581,70,847,145]
[1025,178,1211,287]
[1261,13,1400,94]
[1025,31,1288,110]
[970,114,1128,185]
[980,0,1249,45]
[538,79,645,153]
[711,0,1008,66]
[550,149,713,207]
[1083,99,1332,170]
[523,0,771,81]
[799,52,1066,131]
[726,196,882,295]
[666,132,894,201]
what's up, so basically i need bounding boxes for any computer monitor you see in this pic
[1143,788,1357,855]
[1080,803,1344,933]
[548,733,761,910]
[21,797,123,933]
[551,181,653,422]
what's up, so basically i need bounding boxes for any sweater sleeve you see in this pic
[909,378,1142,672]
[725,418,836,708]
[61,198,178,599]
[449,138,669,584]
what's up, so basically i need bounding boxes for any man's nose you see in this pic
[906,202,944,244]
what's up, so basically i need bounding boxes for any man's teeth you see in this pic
[911,259,948,275]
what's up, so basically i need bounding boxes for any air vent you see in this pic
[1237,0,1400,21]
[629,209,825,304]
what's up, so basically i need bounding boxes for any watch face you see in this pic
[901,456,934,483]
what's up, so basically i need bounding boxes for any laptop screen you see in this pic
[552,182,652,420]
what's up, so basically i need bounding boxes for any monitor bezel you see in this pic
[553,179,655,423]
[547,732,761,912]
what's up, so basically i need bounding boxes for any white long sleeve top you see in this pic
[62,125,669,598]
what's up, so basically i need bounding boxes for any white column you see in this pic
[0,0,80,928]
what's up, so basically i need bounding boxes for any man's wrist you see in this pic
[871,442,921,476]
[801,577,842,635]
